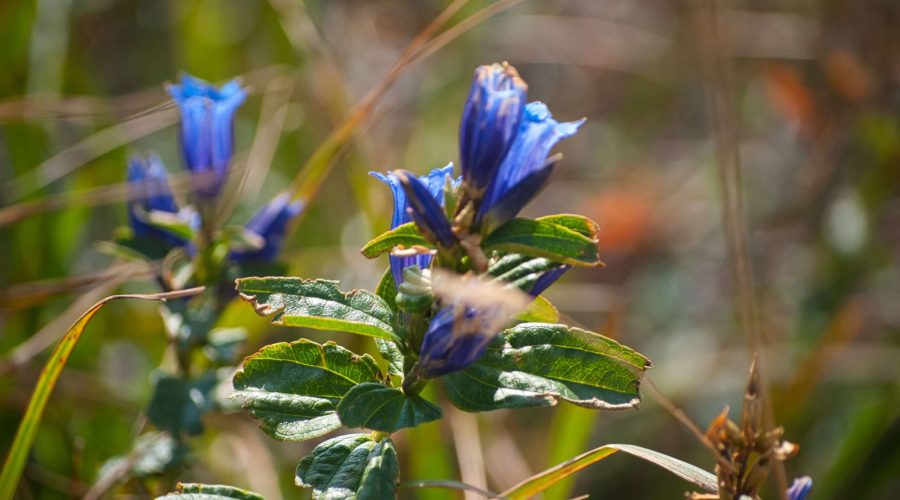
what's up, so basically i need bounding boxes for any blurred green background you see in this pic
[1,0,899,498]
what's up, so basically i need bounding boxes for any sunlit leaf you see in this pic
[517,295,560,323]
[236,277,400,342]
[295,433,399,499]
[336,383,442,432]
[443,323,650,412]
[361,222,431,259]
[374,267,398,312]
[536,214,599,239]
[482,218,602,267]
[488,252,568,294]
[233,339,383,442]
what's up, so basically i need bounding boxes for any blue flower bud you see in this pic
[416,307,494,378]
[231,192,303,263]
[459,63,527,194]
[394,169,458,250]
[371,165,455,289]
[478,102,583,230]
[127,153,189,248]
[786,477,812,500]
[167,73,246,199]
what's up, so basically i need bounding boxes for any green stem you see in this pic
[401,365,430,396]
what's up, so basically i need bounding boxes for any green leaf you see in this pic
[517,295,560,323]
[482,218,602,267]
[232,339,383,441]
[443,323,650,412]
[361,222,432,259]
[375,338,405,378]
[146,209,197,242]
[99,227,172,262]
[98,432,188,480]
[336,383,442,432]
[0,288,203,500]
[501,443,718,499]
[536,214,600,238]
[202,328,247,365]
[219,225,265,253]
[296,433,399,499]
[374,267,398,312]
[147,370,219,437]
[488,253,569,294]
[236,277,400,342]
[157,483,265,500]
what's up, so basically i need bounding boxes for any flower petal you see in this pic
[127,154,188,248]
[417,307,493,378]
[478,101,583,224]
[393,169,457,249]
[231,192,303,263]
[167,73,247,199]
[459,63,527,192]
[372,164,455,288]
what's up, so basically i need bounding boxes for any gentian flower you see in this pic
[477,102,583,230]
[393,169,457,249]
[459,63,527,195]
[167,73,247,200]
[371,164,454,288]
[416,272,530,378]
[127,153,191,248]
[786,476,812,500]
[231,192,303,263]
[416,307,490,378]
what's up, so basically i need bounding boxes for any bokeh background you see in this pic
[2,0,899,498]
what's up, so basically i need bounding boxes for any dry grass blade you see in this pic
[0,89,164,122]
[0,172,196,227]
[692,0,787,494]
[212,75,295,228]
[500,443,718,499]
[2,101,178,202]
[0,261,157,311]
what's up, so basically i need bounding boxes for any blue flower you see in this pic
[786,476,812,500]
[477,102,583,230]
[231,192,303,263]
[416,273,531,378]
[371,165,454,288]
[127,153,190,248]
[416,307,494,378]
[459,63,527,194]
[391,169,457,250]
[167,73,246,199]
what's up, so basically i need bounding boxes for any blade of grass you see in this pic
[397,480,496,498]
[0,287,204,500]
[542,405,596,500]
[500,443,718,499]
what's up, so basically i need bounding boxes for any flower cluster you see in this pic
[372,62,583,379]
[125,74,301,266]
